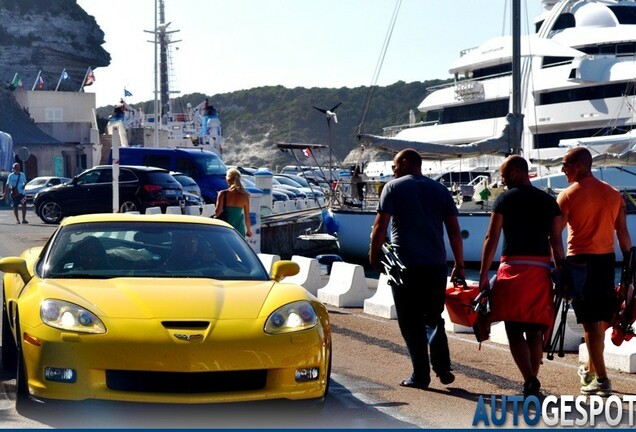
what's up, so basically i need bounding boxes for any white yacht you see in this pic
[331,0,636,263]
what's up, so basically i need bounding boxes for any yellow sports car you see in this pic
[0,214,331,408]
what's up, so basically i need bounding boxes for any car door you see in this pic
[66,167,113,214]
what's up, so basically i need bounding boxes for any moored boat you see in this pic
[332,0,636,264]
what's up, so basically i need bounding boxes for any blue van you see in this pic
[110,147,227,203]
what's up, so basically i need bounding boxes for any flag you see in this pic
[9,73,23,91]
[83,68,95,86]
[37,75,44,89]
[62,71,70,80]
[303,147,312,158]
[124,88,132,97]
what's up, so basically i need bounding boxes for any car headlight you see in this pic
[264,300,318,334]
[40,299,106,334]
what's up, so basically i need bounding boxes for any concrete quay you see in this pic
[269,254,636,377]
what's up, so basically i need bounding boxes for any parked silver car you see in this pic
[24,176,71,203]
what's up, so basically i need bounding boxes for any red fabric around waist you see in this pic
[490,255,555,330]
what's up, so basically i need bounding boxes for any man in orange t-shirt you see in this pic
[557,147,631,397]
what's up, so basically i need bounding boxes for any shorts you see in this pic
[11,194,25,209]
[568,253,618,324]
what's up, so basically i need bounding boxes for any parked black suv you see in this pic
[34,165,184,224]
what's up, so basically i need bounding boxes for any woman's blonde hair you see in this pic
[226,168,248,195]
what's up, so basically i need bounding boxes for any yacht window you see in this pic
[472,63,511,79]
[431,99,509,125]
[542,56,574,68]
[608,6,636,25]
[533,127,631,150]
[539,82,636,106]
[552,13,575,31]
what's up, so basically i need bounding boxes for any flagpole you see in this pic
[79,67,90,92]
[31,70,41,91]
[55,69,65,91]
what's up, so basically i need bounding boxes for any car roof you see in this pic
[92,165,170,173]
[60,213,230,227]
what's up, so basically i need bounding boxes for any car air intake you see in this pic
[106,370,267,393]
[161,321,210,330]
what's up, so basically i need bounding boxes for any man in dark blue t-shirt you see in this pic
[370,148,465,390]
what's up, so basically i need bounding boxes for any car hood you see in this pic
[40,278,277,319]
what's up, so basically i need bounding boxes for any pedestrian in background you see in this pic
[558,147,631,396]
[1,162,28,224]
[479,155,564,397]
[215,168,252,238]
[369,148,464,390]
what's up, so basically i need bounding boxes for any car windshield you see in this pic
[28,178,48,186]
[39,222,269,280]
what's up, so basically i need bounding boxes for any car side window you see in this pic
[98,169,113,183]
[76,170,102,185]
[119,169,137,183]
[50,178,60,186]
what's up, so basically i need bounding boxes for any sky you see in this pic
[76,0,544,108]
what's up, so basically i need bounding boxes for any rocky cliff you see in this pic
[0,0,110,91]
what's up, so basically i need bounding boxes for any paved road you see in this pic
[1,208,636,429]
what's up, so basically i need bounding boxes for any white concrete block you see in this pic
[184,206,200,216]
[273,201,286,214]
[363,273,396,319]
[165,206,181,215]
[489,307,583,352]
[145,206,161,215]
[202,204,215,218]
[284,200,296,213]
[579,328,636,373]
[317,261,374,307]
[282,255,327,296]
[489,321,508,345]
[257,253,280,275]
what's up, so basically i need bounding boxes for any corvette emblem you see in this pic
[174,333,203,341]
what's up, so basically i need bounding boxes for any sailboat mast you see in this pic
[153,0,159,147]
[159,0,170,118]
[511,0,523,154]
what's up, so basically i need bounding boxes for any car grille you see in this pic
[106,370,267,393]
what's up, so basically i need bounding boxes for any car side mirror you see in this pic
[270,260,299,282]
[0,257,33,284]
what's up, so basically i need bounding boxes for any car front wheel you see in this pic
[120,200,140,213]
[38,201,63,224]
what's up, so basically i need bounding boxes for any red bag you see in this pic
[445,278,480,327]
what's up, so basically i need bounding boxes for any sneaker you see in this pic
[22,219,28,224]
[438,371,455,385]
[578,365,595,386]
[581,378,612,397]
[523,377,541,397]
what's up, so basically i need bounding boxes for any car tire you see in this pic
[120,200,140,213]
[14,313,35,413]
[1,298,17,371]
[38,201,63,224]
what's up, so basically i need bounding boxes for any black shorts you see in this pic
[11,193,25,209]
[568,253,619,324]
